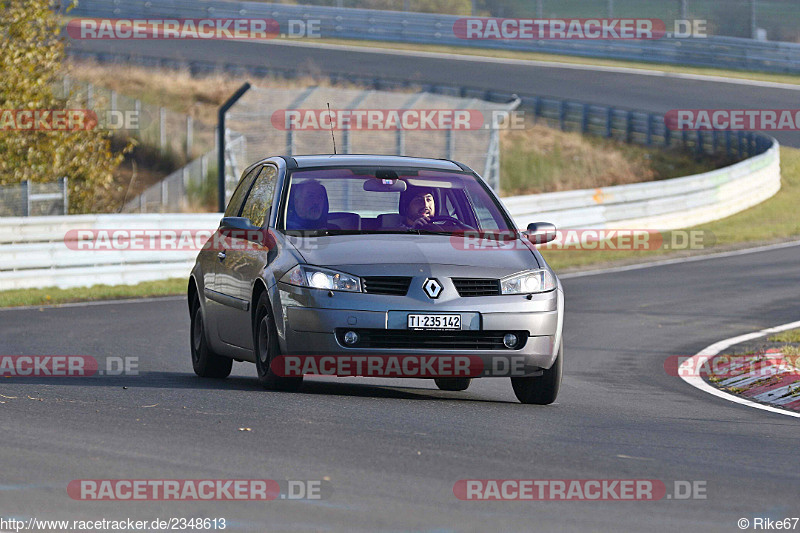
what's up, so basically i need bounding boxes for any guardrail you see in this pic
[0,214,219,290]
[0,137,780,291]
[67,0,800,74]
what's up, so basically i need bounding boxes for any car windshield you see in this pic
[280,167,513,235]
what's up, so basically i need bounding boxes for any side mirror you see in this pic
[219,217,275,248]
[524,222,557,244]
[220,217,259,232]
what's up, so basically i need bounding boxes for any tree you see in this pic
[0,0,127,213]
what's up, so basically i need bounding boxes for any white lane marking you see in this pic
[679,320,800,419]
[559,239,800,280]
[256,39,800,92]
[0,295,185,312]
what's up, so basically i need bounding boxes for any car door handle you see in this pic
[217,251,227,261]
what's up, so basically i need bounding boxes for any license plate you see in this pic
[407,314,461,330]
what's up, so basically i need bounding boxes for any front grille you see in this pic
[336,329,527,350]
[452,278,501,297]
[362,276,412,296]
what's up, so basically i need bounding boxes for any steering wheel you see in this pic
[422,215,475,230]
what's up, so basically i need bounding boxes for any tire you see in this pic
[253,292,303,392]
[190,295,233,378]
[434,378,472,391]
[510,341,563,405]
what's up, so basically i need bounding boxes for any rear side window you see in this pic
[241,165,278,228]
[224,166,260,218]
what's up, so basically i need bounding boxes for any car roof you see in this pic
[283,154,467,171]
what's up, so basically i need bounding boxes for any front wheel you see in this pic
[510,341,562,405]
[190,296,233,378]
[253,292,303,392]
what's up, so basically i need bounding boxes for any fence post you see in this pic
[161,179,168,210]
[396,127,405,156]
[186,115,193,159]
[159,107,167,152]
[581,104,590,134]
[558,100,566,130]
[626,111,634,143]
[110,90,117,112]
[62,177,69,215]
[182,166,189,209]
[605,107,613,138]
[21,180,30,217]
[664,117,671,147]
[134,99,142,138]
[445,128,454,160]
[696,130,704,154]
[646,113,654,145]
[725,130,732,156]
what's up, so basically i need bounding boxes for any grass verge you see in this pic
[0,278,187,308]
[769,329,800,343]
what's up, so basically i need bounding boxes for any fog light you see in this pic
[503,333,518,349]
[344,331,359,345]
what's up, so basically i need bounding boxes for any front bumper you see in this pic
[277,281,564,376]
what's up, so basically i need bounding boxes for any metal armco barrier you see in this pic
[0,137,780,291]
[66,0,800,74]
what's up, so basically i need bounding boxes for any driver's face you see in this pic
[408,193,435,220]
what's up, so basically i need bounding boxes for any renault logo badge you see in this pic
[423,278,443,299]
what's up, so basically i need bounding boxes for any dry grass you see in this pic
[66,59,380,125]
[500,123,726,195]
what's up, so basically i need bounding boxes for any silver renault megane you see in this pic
[188,155,564,404]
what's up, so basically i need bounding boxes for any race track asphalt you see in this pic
[2,243,798,532]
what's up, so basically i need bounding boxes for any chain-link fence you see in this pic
[121,133,246,213]
[58,78,216,161]
[0,178,69,217]
[226,85,519,191]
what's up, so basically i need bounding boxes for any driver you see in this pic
[400,186,436,228]
[286,180,338,230]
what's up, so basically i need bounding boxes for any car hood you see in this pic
[289,233,539,278]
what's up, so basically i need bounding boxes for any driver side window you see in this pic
[241,165,278,228]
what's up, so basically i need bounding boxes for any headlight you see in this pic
[281,265,361,292]
[500,269,556,295]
